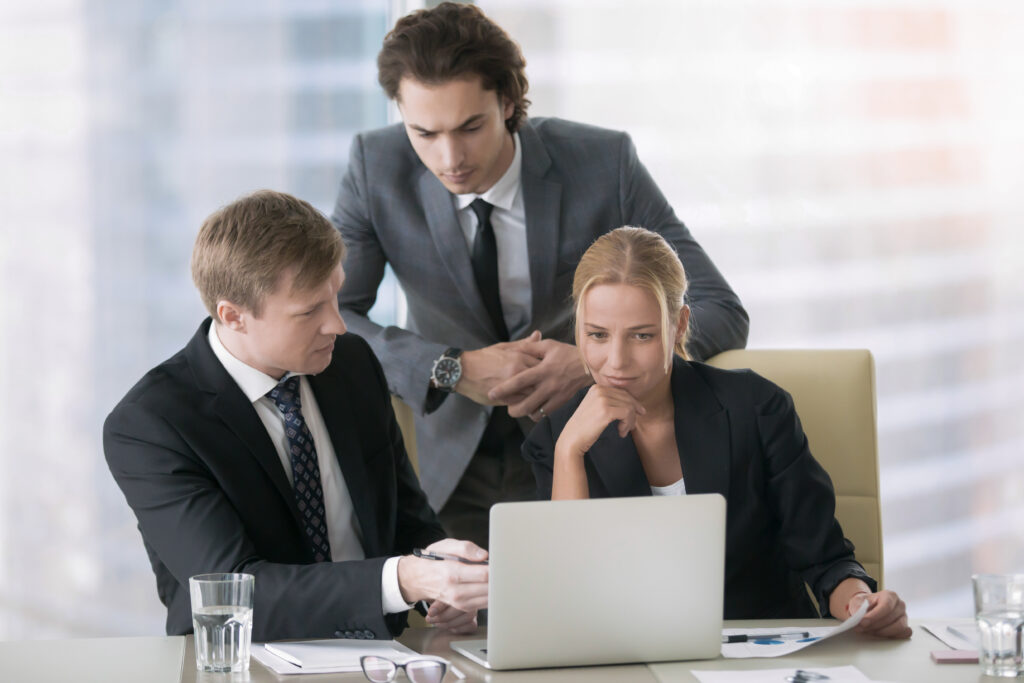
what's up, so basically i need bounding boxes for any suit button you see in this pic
[334,631,343,638]
[344,630,353,638]
[363,630,374,639]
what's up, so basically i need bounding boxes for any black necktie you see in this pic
[469,198,510,341]
[266,375,332,562]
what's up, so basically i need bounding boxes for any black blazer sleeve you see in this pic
[755,387,876,616]
[521,415,556,500]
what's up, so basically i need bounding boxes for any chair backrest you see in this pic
[705,349,884,588]
[391,396,420,475]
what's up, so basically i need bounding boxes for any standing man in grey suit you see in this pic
[332,2,748,548]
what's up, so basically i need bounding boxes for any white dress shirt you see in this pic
[453,131,532,337]
[650,476,687,497]
[208,324,411,614]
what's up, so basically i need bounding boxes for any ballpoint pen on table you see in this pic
[946,625,976,643]
[413,548,489,565]
[722,631,811,643]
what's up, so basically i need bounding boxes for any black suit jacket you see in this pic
[522,356,876,619]
[103,319,445,641]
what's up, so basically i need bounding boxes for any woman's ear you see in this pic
[677,304,690,338]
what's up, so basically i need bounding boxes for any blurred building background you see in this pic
[0,0,1021,638]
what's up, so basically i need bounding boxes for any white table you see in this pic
[0,618,1005,682]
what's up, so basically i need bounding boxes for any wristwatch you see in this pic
[430,348,463,392]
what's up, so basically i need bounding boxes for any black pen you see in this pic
[722,631,810,643]
[412,548,489,565]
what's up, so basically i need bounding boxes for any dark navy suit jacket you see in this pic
[104,320,445,641]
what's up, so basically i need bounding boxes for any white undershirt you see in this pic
[650,476,688,497]
[208,324,411,614]
[453,131,531,337]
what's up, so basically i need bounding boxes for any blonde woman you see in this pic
[521,227,910,638]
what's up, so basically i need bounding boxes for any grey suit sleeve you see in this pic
[104,404,398,642]
[617,134,749,360]
[332,134,446,414]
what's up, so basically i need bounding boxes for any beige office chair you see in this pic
[392,397,420,475]
[705,349,885,590]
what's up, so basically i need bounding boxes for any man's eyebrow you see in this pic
[409,113,486,134]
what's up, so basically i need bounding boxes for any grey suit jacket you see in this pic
[332,116,748,510]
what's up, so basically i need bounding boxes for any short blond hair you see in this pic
[191,190,345,318]
[572,227,690,368]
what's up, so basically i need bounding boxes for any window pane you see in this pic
[0,0,399,638]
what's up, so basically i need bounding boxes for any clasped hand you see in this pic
[459,331,592,420]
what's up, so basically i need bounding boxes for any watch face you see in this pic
[434,357,461,388]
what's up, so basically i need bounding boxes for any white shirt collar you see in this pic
[454,131,522,212]
[207,322,299,404]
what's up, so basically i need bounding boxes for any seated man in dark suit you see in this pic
[104,190,487,642]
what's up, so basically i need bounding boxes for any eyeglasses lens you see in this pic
[406,660,446,683]
[361,656,396,682]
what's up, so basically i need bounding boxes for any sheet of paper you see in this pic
[691,665,871,683]
[720,600,868,659]
[919,620,979,650]
[252,639,417,674]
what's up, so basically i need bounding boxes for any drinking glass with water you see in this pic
[189,573,255,673]
[973,573,1024,678]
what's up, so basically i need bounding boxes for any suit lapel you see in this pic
[186,320,306,534]
[519,123,562,326]
[671,359,731,498]
[417,168,495,339]
[309,365,379,555]
[584,358,732,499]
[587,426,652,497]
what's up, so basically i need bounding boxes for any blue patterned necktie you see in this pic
[267,375,332,562]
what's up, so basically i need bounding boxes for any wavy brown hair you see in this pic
[377,2,530,133]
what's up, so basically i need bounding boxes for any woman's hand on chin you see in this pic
[556,384,647,457]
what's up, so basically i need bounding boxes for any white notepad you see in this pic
[256,639,417,674]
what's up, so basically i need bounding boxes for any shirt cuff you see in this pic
[381,556,414,615]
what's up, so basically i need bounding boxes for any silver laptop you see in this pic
[451,494,725,670]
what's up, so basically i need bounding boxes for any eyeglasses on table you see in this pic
[360,654,449,683]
